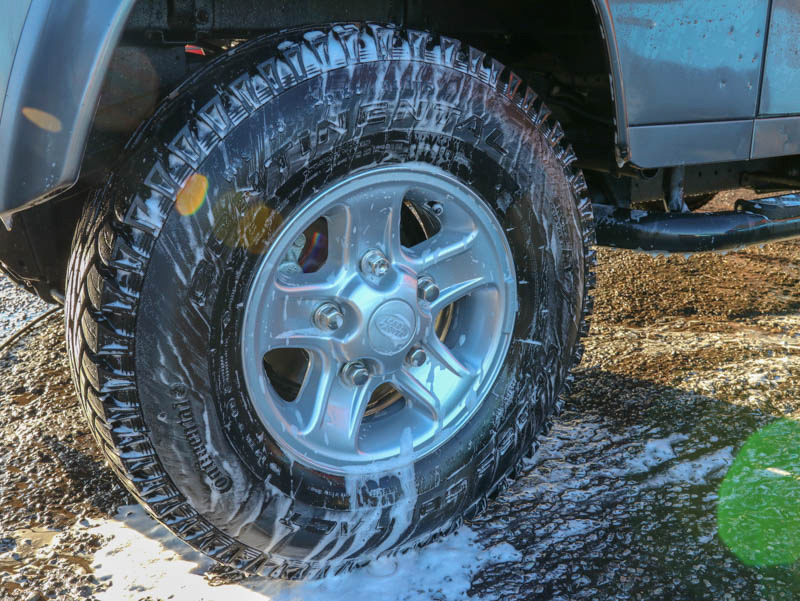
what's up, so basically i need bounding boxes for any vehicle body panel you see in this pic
[752,117,800,159]
[627,120,754,167]
[760,0,800,116]
[600,0,772,167]
[0,0,134,220]
[748,0,800,160]
[609,0,768,125]
[0,1,32,125]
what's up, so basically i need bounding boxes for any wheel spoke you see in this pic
[290,354,336,435]
[394,340,479,430]
[304,376,377,453]
[259,278,342,352]
[325,183,405,266]
[394,368,442,424]
[264,330,336,358]
[407,228,493,314]
[405,228,478,273]
[430,274,488,315]
[423,337,472,379]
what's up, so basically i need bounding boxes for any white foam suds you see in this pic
[88,505,520,601]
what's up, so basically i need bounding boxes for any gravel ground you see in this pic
[1,191,800,600]
[0,278,48,340]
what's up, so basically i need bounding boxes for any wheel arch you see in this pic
[1,0,623,220]
[0,0,136,220]
[589,0,629,165]
[0,0,618,302]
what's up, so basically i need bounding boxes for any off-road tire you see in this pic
[65,24,595,579]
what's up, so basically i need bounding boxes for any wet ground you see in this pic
[0,277,49,340]
[1,192,800,600]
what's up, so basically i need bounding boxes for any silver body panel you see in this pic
[759,0,800,116]
[609,0,769,125]
[601,0,800,167]
[0,1,33,126]
[752,116,800,159]
[627,120,754,168]
[0,0,134,218]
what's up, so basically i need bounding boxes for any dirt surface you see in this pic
[2,190,800,599]
[0,278,48,340]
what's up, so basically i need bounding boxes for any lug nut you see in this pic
[279,234,307,275]
[292,233,307,249]
[313,302,344,331]
[405,346,427,367]
[361,249,390,277]
[417,276,440,302]
[341,361,370,386]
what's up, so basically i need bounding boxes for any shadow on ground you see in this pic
[469,368,800,601]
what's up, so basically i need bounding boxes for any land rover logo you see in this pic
[367,300,417,355]
[376,314,411,341]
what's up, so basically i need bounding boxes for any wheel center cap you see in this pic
[367,299,417,356]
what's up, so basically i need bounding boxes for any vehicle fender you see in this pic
[0,0,135,222]
[590,0,630,166]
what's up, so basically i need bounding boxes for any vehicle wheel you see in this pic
[65,24,594,579]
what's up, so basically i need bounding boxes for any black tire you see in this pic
[65,24,595,579]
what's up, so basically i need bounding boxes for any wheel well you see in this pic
[99,0,617,180]
[3,0,616,300]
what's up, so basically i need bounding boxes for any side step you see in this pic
[593,193,800,253]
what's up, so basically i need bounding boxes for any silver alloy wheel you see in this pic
[241,163,517,473]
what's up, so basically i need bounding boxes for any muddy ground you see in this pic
[1,191,800,600]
